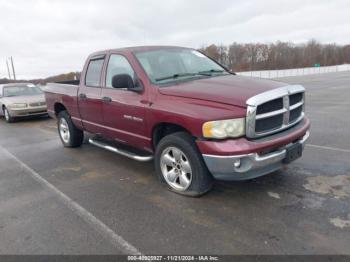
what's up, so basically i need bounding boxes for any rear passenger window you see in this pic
[106,55,135,88]
[85,58,104,87]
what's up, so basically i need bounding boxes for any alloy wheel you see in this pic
[59,118,70,143]
[160,147,193,191]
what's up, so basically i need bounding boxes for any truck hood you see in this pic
[158,75,286,107]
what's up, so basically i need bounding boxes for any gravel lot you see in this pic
[0,71,349,255]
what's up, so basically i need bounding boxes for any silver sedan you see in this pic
[0,83,47,123]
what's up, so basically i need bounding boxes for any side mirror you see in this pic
[112,74,135,89]
[111,74,143,92]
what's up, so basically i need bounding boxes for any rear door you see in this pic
[101,53,149,148]
[78,55,105,134]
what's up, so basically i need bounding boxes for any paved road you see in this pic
[0,71,349,255]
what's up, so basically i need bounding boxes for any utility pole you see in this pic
[10,56,16,80]
[6,59,12,79]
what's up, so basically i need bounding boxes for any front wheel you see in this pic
[57,111,84,147]
[155,132,213,197]
[3,107,14,123]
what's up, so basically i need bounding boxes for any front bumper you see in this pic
[8,106,47,117]
[203,131,309,181]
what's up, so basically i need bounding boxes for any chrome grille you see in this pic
[256,98,283,114]
[246,85,305,138]
[29,101,46,107]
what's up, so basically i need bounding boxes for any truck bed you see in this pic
[55,80,80,85]
[44,82,80,121]
[45,82,79,95]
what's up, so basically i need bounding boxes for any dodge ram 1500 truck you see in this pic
[45,46,310,196]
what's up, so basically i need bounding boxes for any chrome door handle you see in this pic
[79,93,87,99]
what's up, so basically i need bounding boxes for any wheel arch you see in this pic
[54,102,67,116]
[152,122,195,150]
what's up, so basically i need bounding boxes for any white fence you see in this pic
[236,64,350,79]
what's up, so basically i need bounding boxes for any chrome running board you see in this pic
[88,138,154,162]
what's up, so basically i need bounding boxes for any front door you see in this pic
[101,54,149,149]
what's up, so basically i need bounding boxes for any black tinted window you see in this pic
[85,59,104,87]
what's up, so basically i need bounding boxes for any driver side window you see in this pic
[106,54,135,88]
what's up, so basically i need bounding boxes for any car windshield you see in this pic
[3,84,43,97]
[134,48,229,84]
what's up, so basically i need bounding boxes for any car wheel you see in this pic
[155,132,213,197]
[57,110,84,147]
[3,107,14,123]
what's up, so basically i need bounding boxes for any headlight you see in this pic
[8,103,27,109]
[202,118,245,139]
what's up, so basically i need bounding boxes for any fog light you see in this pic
[233,159,241,168]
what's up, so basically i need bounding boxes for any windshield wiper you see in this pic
[198,69,226,76]
[155,73,198,82]
[155,70,227,82]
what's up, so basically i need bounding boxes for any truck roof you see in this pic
[89,45,191,57]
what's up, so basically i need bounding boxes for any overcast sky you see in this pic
[0,0,349,79]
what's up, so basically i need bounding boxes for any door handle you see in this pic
[101,96,112,103]
[79,93,87,99]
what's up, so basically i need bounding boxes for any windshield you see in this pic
[134,48,228,84]
[3,84,43,97]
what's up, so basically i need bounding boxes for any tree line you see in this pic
[2,40,349,84]
[0,72,80,85]
[199,40,350,72]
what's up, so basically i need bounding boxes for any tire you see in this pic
[57,110,84,147]
[155,132,213,197]
[3,107,14,123]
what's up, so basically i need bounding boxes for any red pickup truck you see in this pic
[45,46,310,196]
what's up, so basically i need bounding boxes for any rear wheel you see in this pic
[3,107,14,123]
[57,111,83,147]
[155,132,213,197]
